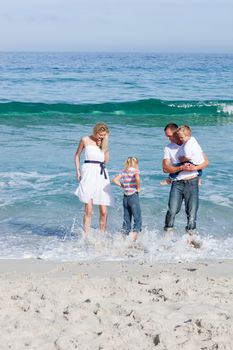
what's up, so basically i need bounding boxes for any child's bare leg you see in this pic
[164,228,174,240]
[131,232,138,242]
[187,233,192,245]
[160,178,172,185]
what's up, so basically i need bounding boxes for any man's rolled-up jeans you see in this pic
[164,177,199,232]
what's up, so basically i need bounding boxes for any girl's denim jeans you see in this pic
[122,192,142,234]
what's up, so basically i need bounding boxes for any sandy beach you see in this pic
[0,259,232,349]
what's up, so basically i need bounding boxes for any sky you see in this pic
[0,0,233,53]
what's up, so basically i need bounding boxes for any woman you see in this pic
[75,123,114,234]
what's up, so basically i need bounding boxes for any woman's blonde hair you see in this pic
[93,122,109,151]
[124,156,139,169]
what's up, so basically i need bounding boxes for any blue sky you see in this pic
[1,0,232,52]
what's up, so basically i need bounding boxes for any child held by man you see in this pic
[161,125,204,185]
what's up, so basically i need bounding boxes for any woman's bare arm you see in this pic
[104,150,109,163]
[74,138,85,180]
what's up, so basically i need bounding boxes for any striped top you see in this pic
[120,167,140,196]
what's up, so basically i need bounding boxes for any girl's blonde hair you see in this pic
[124,156,139,169]
[93,122,109,151]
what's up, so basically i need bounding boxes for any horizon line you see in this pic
[0,50,233,55]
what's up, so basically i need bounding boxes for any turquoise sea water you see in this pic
[0,52,233,262]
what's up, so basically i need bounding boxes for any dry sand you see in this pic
[0,259,233,350]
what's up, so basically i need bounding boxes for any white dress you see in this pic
[75,145,114,206]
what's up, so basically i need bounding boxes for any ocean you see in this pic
[0,52,233,262]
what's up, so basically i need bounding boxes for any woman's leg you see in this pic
[99,205,107,232]
[83,201,93,234]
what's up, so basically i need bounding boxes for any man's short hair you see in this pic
[164,123,178,132]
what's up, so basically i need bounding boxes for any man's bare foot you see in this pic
[187,235,201,249]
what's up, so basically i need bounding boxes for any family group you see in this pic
[74,122,208,244]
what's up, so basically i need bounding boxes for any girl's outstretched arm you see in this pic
[135,173,140,193]
[112,174,122,187]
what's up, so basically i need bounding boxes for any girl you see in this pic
[75,123,114,234]
[112,157,142,242]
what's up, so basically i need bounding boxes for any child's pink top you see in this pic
[120,167,139,196]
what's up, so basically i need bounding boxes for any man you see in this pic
[163,123,209,240]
